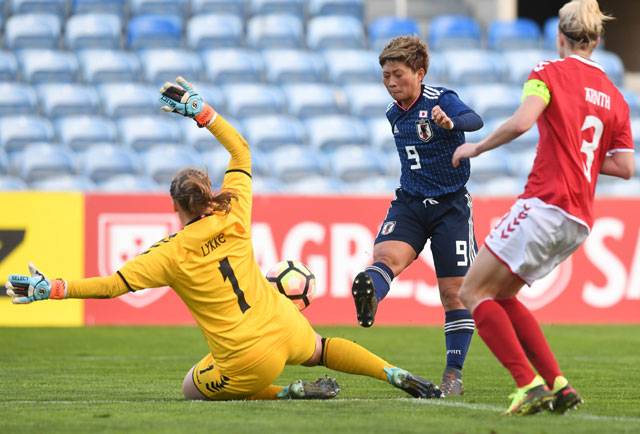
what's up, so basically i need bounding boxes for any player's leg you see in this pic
[428,190,477,396]
[352,191,426,327]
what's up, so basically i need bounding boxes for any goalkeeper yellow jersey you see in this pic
[71,115,305,371]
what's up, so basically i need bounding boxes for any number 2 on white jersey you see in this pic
[405,145,421,170]
[580,115,603,183]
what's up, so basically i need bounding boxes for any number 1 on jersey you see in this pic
[219,257,251,313]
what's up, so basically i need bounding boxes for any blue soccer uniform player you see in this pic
[352,36,483,396]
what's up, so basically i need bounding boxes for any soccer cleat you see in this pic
[351,271,378,328]
[504,375,555,416]
[440,367,464,397]
[385,367,442,399]
[277,376,340,400]
[551,376,583,414]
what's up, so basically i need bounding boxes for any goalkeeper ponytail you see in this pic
[170,168,237,217]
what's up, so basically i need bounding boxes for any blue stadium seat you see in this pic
[591,50,624,86]
[543,17,559,50]
[247,14,304,49]
[202,49,265,83]
[340,175,398,195]
[0,82,37,116]
[262,49,326,84]
[181,116,242,151]
[72,0,125,15]
[242,114,306,151]
[282,83,341,118]
[323,49,379,83]
[65,14,121,49]
[458,84,521,119]
[18,50,79,83]
[139,49,203,83]
[251,176,283,194]
[0,149,7,173]
[488,18,541,50]
[141,144,200,184]
[191,0,245,17]
[190,84,227,114]
[429,15,481,50]
[342,83,390,118]
[55,116,118,150]
[366,117,394,150]
[467,148,509,183]
[11,0,66,17]
[305,115,368,150]
[31,174,96,191]
[505,148,536,177]
[425,51,448,83]
[267,145,326,182]
[469,175,523,197]
[17,143,76,182]
[0,175,27,190]
[595,177,640,197]
[442,49,505,85]
[187,14,243,49]
[307,15,365,49]
[130,0,188,17]
[368,16,421,51]
[622,89,640,116]
[118,115,182,151]
[199,147,231,182]
[502,49,553,84]
[98,174,162,192]
[286,175,342,194]
[377,148,401,178]
[631,118,640,147]
[308,0,363,19]
[248,0,304,18]
[78,49,141,83]
[79,144,140,183]
[127,15,182,49]
[98,83,157,118]
[37,84,100,118]
[0,51,18,81]
[329,145,385,182]
[222,84,285,118]
[5,14,61,49]
[0,116,54,153]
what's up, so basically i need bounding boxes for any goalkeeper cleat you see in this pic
[278,376,340,400]
[504,375,554,416]
[351,271,378,328]
[551,377,583,414]
[440,367,464,397]
[385,367,442,399]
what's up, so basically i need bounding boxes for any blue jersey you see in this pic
[386,84,474,198]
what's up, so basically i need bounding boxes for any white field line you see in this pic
[4,398,640,424]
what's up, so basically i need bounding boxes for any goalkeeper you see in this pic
[5,77,442,402]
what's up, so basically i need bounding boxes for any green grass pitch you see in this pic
[1,325,639,433]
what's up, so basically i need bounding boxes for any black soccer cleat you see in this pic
[552,384,583,414]
[385,367,443,399]
[351,271,378,328]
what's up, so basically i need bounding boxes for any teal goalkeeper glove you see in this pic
[5,263,66,304]
[159,76,216,128]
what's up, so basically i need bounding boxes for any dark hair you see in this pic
[379,35,429,74]
[170,168,237,216]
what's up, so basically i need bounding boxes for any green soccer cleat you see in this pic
[551,376,583,414]
[440,367,464,397]
[351,271,378,328]
[277,376,340,400]
[385,367,442,399]
[504,375,555,416]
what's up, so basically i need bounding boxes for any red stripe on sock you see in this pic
[473,299,536,387]
[497,297,562,388]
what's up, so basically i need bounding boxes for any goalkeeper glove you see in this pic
[5,263,66,304]
[159,76,216,128]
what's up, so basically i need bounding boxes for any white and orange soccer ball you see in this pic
[266,260,316,311]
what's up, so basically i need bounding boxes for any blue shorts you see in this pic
[375,187,478,278]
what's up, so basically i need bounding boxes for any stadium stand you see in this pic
[0,115,54,153]
[308,0,363,19]
[18,49,78,83]
[0,51,18,80]
[129,0,189,17]
[222,83,286,118]
[242,114,307,151]
[98,83,157,117]
[37,84,101,118]
[487,18,542,50]
[141,144,200,184]
[186,14,243,49]
[71,0,125,15]
[342,83,391,118]
[246,14,305,49]
[0,175,27,190]
[262,49,326,83]
[368,16,421,51]
[0,82,38,116]
[139,49,203,83]
[443,49,506,84]
[127,15,182,49]
[249,0,305,18]
[98,173,161,192]
[78,143,140,183]
[282,83,341,118]
[78,50,141,83]
[268,145,326,182]
[305,114,368,150]
[458,84,521,119]
[117,115,182,151]
[56,116,119,151]
[31,174,96,191]
[65,13,122,49]
[11,0,66,16]
[428,15,482,50]
[17,143,76,182]
[5,13,61,49]
[323,49,379,82]
[329,145,385,182]
[502,49,554,84]
[201,49,265,83]
[307,15,366,49]
[190,0,245,17]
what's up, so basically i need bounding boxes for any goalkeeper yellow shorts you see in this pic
[191,310,316,400]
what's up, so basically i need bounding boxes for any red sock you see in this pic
[473,299,536,387]
[497,297,562,388]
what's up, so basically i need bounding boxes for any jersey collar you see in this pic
[569,54,605,72]
[394,85,423,112]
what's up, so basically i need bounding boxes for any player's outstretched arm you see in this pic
[5,263,129,303]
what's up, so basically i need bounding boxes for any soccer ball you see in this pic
[266,260,316,311]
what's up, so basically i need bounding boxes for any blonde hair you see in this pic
[169,168,237,216]
[379,36,429,74]
[558,0,613,49]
